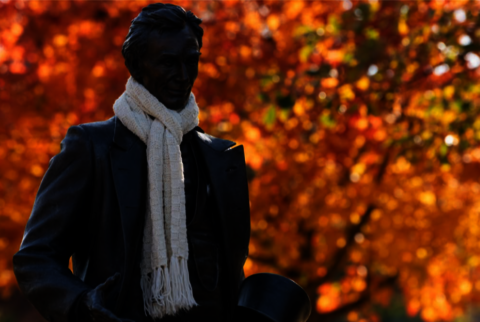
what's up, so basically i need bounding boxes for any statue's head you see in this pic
[122,3,203,111]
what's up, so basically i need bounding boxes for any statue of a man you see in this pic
[13,4,250,322]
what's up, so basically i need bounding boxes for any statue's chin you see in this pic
[164,102,187,112]
[162,95,190,112]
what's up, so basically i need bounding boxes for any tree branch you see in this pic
[375,146,392,184]
[313,205,375,286]
[248,254,279,268]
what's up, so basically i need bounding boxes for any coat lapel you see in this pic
[194,130,251,319]
[109,117,147,309]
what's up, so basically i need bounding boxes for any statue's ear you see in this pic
[125,58,143,83]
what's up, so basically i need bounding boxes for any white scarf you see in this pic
[113,77,198,318]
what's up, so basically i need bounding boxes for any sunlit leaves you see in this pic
[3,0,480,321]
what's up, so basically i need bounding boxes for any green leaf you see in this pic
[343,52,354,63]
[439,144,448,156]
[293,25,314,38]
[299,45,314,63]
[263,105,276,127]
[365,28,379,40]
[451,100,462,113]
[320,112,336,128]
[327,16,341,35]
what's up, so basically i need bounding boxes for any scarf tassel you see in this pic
[170,256,196,308]
[141,257,196,318]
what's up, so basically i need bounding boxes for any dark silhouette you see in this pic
[13,4,250,322]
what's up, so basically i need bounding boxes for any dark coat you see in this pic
[12,116,250,322]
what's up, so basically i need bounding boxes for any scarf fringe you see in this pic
[170,256,196,309]
[141,257,196,318]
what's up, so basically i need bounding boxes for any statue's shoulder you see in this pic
[193,126,236,152]
[75,116,116,149]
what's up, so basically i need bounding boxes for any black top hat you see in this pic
[236,273,311,322]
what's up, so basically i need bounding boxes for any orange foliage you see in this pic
[3,0,480,321]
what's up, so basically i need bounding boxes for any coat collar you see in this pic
[113,116,236,152]
[193,126,236,152]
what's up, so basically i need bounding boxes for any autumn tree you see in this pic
[2,1,480,321]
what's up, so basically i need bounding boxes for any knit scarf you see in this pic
[113,77,198,318]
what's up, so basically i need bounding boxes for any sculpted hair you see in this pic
[122,3,203,79]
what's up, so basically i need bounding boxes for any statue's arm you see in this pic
[13,125,94,322]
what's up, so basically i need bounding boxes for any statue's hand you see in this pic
[81,273,134,322]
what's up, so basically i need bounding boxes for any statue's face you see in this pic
[139,25,200,111]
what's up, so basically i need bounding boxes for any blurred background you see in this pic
[1,0,480,321]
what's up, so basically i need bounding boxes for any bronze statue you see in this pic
[13,4,250,322]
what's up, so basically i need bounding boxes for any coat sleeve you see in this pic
[13,125,94,322]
